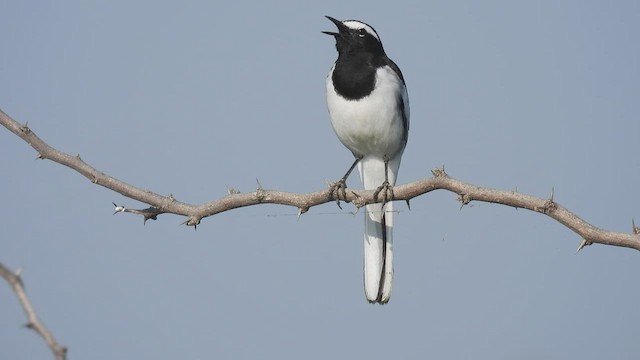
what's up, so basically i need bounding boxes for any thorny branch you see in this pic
[2,108,639,252]
[0,263,67,360]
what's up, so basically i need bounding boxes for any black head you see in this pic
[322,16,385,57]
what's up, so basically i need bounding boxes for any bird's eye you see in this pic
[357,28,366,37]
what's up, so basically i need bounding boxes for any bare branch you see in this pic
[0,263,67,360]
[2,108,639,251]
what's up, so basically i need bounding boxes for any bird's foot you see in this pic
[329,178,348,209]
[373,180,394,207]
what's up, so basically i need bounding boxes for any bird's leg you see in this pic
[330,156,361,209]
[373,158,394,207]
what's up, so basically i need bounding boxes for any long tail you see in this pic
[359,156,397,304]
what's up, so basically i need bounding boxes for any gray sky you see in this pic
[2,1,639,359]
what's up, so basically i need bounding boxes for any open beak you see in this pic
[322,16,348,37]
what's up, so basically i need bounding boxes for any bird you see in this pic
[323,16,409,304]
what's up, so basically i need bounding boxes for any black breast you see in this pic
[331,57,378,100]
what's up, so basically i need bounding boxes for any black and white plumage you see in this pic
[323,16,409,304]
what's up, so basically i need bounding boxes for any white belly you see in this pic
[326,65,407,158]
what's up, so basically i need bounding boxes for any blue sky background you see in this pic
[2,1,639,359]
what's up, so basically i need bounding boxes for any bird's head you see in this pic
[322,16,385,56]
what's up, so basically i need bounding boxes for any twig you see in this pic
[2,108,639,251]
[0,263,67,360]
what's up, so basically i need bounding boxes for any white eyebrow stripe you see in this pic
[342,20,380,42]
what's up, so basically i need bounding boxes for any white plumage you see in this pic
[324,17,409,303]
[327,64,409,303]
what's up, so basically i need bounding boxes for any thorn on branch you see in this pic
[255,182,266,203]
[540,189,558,214]
[632,219,640,235]
[405,199,411,211]
[255,189,266,202]
[227,187,240,195]
[297,207,309,220]
[458,193,471,209]
[576,238,592,254]
[142,212,158,225]
[35,153,45,160]
[254,179,267,202]
[182,217,201,229]
[543,198,558,214]
[19,122,31,134]
[431,166,448,178]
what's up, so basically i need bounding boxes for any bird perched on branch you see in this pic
[323,16,410,304]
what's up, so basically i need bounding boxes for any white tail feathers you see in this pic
[359,156,396,304]
[363,201,393,303]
